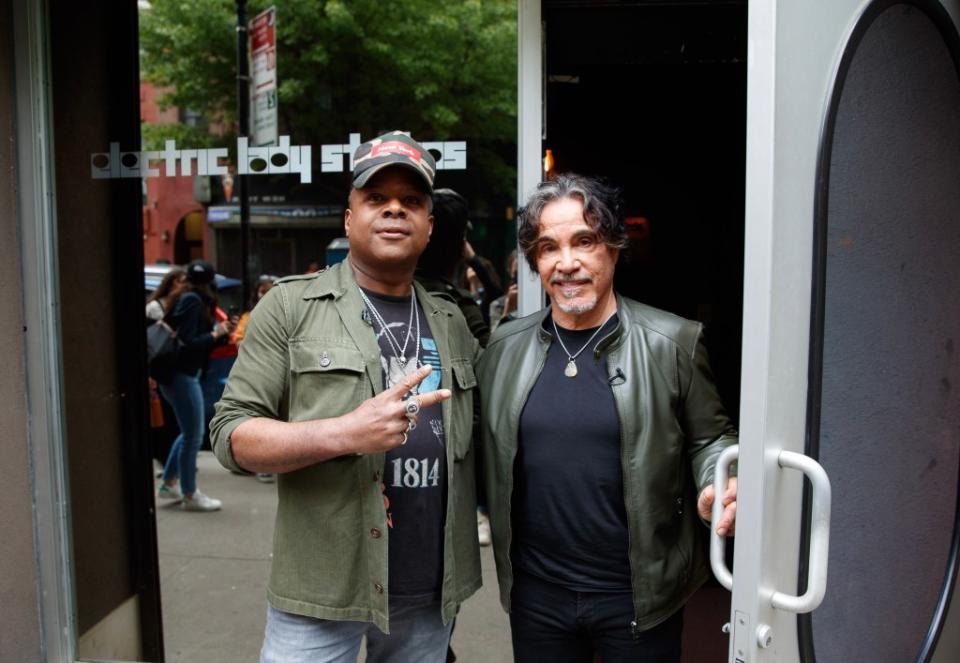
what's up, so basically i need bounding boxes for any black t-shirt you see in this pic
[512,313,632,591]
[361,288,447,600]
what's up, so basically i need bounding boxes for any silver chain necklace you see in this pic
[357,286,422,379]
[552,311,617,378]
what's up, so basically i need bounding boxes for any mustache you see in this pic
[550,274,592,284]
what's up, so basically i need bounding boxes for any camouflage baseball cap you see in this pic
[352,131,436,190]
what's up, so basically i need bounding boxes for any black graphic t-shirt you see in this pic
[513,313,632,591]
[361,288,447,600]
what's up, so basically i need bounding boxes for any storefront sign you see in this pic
[90,135,311,183]
[90,133,466,184]
[320,133,466,173]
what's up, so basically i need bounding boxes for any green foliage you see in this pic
[139,0,518,208]
[141,120,231,152]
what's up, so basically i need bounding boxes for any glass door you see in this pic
[24,1,519,660]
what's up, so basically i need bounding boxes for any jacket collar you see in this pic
[535,292,628,356]
[300,259,448,317]
[300,260,353,300]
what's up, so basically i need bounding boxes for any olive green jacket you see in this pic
[210,261,482,633]
[477,295,737,631]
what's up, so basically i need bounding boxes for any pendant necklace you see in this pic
[357,286,421,378]
[552,311,617,378]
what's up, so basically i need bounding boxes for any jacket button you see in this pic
[370,527,381,538]
[374,583,384,594]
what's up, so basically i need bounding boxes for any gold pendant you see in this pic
[564,360,578,378]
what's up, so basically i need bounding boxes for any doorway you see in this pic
[37,0,520,660]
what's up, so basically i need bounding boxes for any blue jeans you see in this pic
[158,370,204,496]
[261,601,453,663]
[509,571,683,663]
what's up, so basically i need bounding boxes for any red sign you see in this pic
[249,7,277,146]
[250,9,275,54]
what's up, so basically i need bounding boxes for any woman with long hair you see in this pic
[156,260,235,511]
[145,266,187,322]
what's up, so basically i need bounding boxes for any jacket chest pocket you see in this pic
[448,359,477,460]
[289,342,368,421]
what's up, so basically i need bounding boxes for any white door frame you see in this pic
[516,0,544,317]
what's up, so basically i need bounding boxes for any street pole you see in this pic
[236,0,251,307]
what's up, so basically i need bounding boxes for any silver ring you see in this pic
[406,418,416,432]
[401,432,408,445]
[405,399,420,416]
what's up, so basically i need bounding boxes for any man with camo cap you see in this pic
[212,130,482,662]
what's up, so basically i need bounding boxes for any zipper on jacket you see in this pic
[504,338,550,596]
[607,346,644,626]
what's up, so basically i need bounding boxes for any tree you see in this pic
[139,0,518,213]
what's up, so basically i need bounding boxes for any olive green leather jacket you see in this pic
[477,295,737,631]
[210,261,481,633]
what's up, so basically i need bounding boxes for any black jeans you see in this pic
[509,571,683,663]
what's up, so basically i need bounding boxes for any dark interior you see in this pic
[544,1,747,658]
[544,0,746,417]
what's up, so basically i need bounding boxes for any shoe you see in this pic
[477,512,492,547]
[256,472,276,483]
[157,484,182,501]
[180,491,222,512]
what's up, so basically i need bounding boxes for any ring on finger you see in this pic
[404,399,420,416]
[401,432,408,445]
[406,417,416,432]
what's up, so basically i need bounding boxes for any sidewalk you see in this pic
[156,452,512,662]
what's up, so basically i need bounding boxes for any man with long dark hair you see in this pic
[478,173,739,662]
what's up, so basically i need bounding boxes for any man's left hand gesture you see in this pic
[698,476,737,537]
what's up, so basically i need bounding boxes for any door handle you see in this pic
[709,445,832,614]
[769,450,831,613]
[709,444,738,591]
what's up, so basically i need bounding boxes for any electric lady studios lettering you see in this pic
[90,133,467,183]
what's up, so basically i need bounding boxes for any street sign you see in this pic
[249,6,277,147]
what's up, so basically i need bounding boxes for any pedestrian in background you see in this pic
[463,250,502,327]
[416,188,491,348]
[145,266,187,322]
[234,275,275,344]
[488,249,519,333]
[233,274,277,484]
[156,260,236,511]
